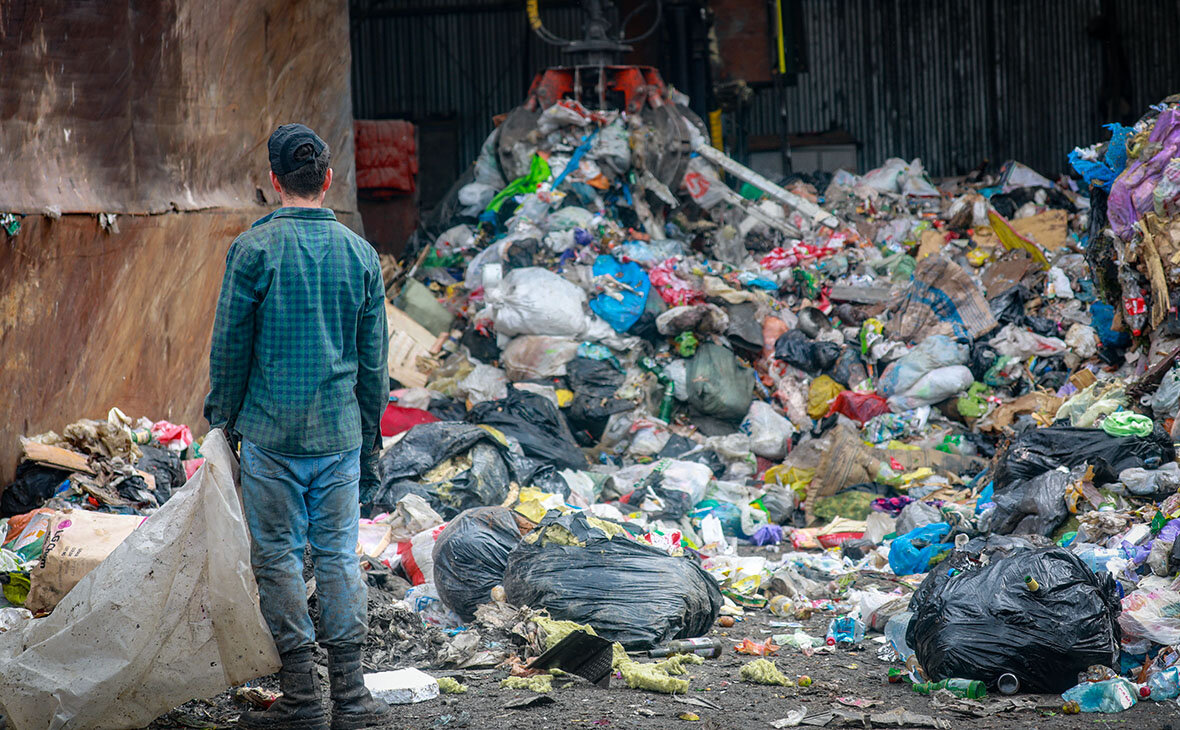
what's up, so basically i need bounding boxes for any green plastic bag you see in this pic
[686,343,754,421]
[1101,411,1154,437]
[957,382,989,418]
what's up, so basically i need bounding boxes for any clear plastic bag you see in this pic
[740,401,796,460]
[0,430,279,730]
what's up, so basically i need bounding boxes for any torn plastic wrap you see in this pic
[0,429,280,730]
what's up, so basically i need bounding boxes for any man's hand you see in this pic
[359,445,381,506]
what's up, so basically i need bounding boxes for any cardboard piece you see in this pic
[1010,209,1069,252]
[981,249,1037,298]
[386,301,440,389]
[806,426,986,520]
[25,510,145,613]
[21,440,157,492]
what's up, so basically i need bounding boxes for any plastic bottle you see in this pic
[1061,678,1138,713]
[911,678,987,699]
[768,595,792,618]
[825,616,865,646]
[1145,667,1180,700]
[1119,269,1147,337]
[648,637,723,659]
[884,611,914,662]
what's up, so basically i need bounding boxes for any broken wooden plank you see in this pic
[22,440,156,491]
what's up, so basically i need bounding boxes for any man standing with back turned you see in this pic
[205,124,391,730]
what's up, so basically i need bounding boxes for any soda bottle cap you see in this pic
[1140,685,1151,698]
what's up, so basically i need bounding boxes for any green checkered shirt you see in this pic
[205,207,389,456]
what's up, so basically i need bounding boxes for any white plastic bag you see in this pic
[988,323,1066,358]
[435,224,476,257]
[0,430,280,730]
[887,365,974,410]
[876,335,969,398]
[1064,323,1099,360]
[682,156,729,209]
[740,401,796,460]
[458,363,509,404]
[500,336,579,381]
[485,267,588,338]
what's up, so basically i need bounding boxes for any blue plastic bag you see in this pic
[889,522,952,576]
[589,255,651,332]
[1090,302,1131,348]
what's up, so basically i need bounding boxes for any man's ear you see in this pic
[270,171,282,194]
[323,168,334,194]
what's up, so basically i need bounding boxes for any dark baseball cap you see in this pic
[268,123,327,175]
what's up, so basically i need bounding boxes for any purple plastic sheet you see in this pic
[1108,108,1180,241]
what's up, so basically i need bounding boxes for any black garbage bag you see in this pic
[994,425,1175,490]
[830,348,868,389]
[136,445,184,505]
[967,342,999,382]
[985,467,1071,536]
[686,342,754,421]
[774,330,841,375]
[907,547,1121,693]
[1,462,71,517]
[468,386,588,470]
[433,507,523,621]
[503,512,723,650]
[659,435,725,477]
[988,285,1033,327]
[566,358,633,442]
[460,324,500,363]
[372,422,519,518]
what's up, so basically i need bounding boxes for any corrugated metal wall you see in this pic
[751,0,1180,176]
[351,0,1180,179]
[351,1,590,168]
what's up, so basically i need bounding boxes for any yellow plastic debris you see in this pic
[807,375,845,419]
[500,675,552,692]
[437,677,468,694]
[740,658,793,686]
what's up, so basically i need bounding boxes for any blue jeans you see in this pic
[240,439,367,655]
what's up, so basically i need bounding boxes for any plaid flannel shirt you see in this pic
[204,207,389,456]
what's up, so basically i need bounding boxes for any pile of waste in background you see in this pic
[4,93,1180,725]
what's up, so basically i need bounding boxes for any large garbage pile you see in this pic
[360,91,1180,712]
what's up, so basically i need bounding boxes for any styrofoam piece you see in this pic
[364,668,440,704]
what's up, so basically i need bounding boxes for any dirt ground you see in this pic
[152,548,1180,730]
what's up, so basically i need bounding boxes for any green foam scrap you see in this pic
[611,642,704,694]
[529,616,703,694]
[534,615,599,650]
[500,675,553,693]
[437,676,468,694]
[740,658,793,686]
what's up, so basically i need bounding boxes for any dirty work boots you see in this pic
[238,647,329,730]
[328,645,393,729]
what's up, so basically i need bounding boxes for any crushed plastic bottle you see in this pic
[884,611,914,661]
[1145,666,1180,700]
[825,616,865,646]
[1060,678,1138,713]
